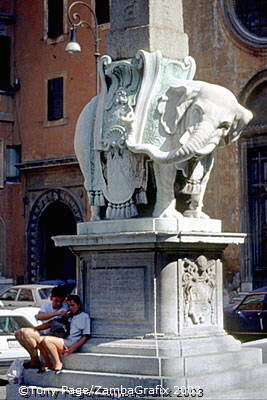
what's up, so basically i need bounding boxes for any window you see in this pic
[48,0,63,39]
[222,0,267,52]
[0,140,3,188]
[17,289,34,302]
[6,145,21,183]
[235,0,267,38]
[38,288,52,299]
[0,36,11,90]
[44,72,67,127]
[47,77,63,121]
[0,218,5,275]
[237,294,265,311]
[0,288,19,301]
[43,0,68,43]
[95,0,110,25]
[0,316,32,334]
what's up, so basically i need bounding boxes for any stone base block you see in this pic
[77,217,222,235]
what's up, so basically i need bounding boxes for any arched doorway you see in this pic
[38,202,76,281]
[28,189,83,283]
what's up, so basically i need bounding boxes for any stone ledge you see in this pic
[77,218,222,235]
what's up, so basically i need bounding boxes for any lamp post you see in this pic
[65,1,101,94]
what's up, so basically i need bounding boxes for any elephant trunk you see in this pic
[127,121,217,164]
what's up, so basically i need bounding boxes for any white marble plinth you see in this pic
[77,217,222,235]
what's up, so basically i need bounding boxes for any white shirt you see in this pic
[38,301,68,334]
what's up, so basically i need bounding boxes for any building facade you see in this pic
[0,0,267,299]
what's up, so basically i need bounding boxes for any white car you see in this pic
[13,307,40,326]
[0,284,54,308]
[0,309,35,374]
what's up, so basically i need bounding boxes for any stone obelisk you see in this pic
[106,0,188,60]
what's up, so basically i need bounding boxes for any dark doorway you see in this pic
[248,147,267,288]
[38,202,76,281]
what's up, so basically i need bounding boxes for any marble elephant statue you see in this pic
[74,51,252,220]
[126,81,253,218]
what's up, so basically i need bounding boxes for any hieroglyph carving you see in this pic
[75,50,252,220]
[182,256,216,326]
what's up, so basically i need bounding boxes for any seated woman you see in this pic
[37,294,90,374]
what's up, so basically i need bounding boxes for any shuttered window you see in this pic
[47,77,63,121]
[0,36,11,90]
[95,0,110,25]
[6,145,21,183]
[48,0,64,39]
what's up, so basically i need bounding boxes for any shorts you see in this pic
[63,339,72,349]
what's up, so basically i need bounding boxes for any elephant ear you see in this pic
[227,106,253,144]
[158,86,196,135]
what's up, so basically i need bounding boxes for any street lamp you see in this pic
[65,1,101,93]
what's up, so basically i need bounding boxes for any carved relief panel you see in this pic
[180,255,218,329]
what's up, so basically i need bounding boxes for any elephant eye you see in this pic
[219,121,231,129]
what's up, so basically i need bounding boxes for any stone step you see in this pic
[23,368,182,391]
[209,386,267,399]
[185,363,267,394]
[62,352,183,376]
[78,334,241,357]
[183,346,262,376]
[23,360,267,396]
[7,383,267,400]
[61,347,262,377]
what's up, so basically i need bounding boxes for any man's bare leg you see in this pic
[15,328,42,368]
[42,337,65,370]
[38,339,53,370]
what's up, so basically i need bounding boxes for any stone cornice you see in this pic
[243,123,267,137]
[17,156,78,171]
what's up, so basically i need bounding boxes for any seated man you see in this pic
[15,285,68,369]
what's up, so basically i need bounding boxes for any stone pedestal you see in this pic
[50,218,265,397]
[55,218,241,343]
[7,219,267,399]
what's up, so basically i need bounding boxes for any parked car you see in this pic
[13,307,40,326]
[0,284,54,308]
[0,309,34,374]
[38,279,76,294]
[224,287,267,341]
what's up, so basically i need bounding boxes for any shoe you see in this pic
[37,367,50,374]
[54,368,62,375]
[23,361,40,369]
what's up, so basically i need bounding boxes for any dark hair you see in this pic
[66,294,82,310]
[51,285,68,299]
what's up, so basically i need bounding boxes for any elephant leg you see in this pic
[152,163,183,218]
[184,192,209,219]
[91,205,101,221]
[183,156,214,219]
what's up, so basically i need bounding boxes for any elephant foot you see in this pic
[183,209,210,219]
[91,206,101,221]
[153,205,183,219]
[91,216,101,221]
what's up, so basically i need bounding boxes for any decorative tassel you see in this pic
[135,188,147,204]
[130,200,138,217]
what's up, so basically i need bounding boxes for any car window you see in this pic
[17,289,34,302]
[0,288,19,301]
[237,294,265,311]
[38,288,52,300]
[0,316,32,334]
